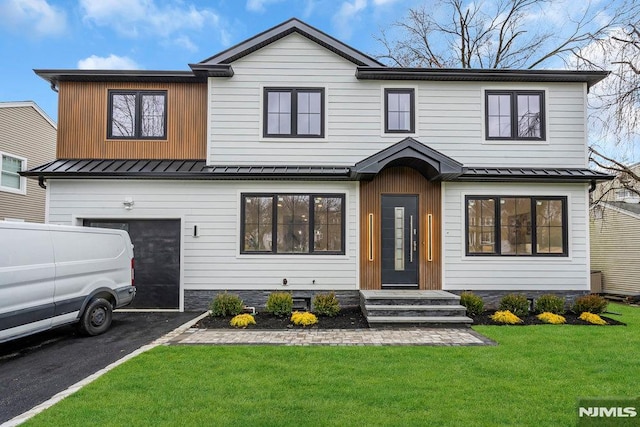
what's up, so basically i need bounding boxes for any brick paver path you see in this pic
[171,328,495,346]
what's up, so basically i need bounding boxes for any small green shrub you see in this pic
[534,294,565,314]
[537,312,566,325]
[291,311,318,326]
[210,292,244,317]
[498,294,530,318]
[490,310,522,324]
[230,314,256,328]
[572,294,608,314]
[265,292,293,316]
[312,292,341,317]
[459,292,484,317]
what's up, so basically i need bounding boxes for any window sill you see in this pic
[237,253,349,260]
[0,186,26,195]
[106,139,168,143]
[483,139,548,145]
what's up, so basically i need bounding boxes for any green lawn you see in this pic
[26,304,638,427]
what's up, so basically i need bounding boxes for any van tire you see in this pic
[80,298,113,336]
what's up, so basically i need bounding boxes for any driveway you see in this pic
[0,311,202,424]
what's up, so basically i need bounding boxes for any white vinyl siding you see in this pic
[590,204,640,295]
[442,182,590,291]
[208,32,588,168]
[47,179,359,293]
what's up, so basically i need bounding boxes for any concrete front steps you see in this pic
[360,290,473,327]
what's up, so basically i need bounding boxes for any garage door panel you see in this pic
[83,219,180,309]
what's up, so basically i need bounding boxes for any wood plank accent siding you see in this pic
[57,82,206,159]
[359,167,441,290]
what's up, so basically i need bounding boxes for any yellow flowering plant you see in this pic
[579,312,607,325]
[537,312,566,324]
[490,310,522,324]
[291,311,318,327]
[230,313,256,328]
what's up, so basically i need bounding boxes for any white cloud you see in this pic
[77,54,140,70]
[0,0,66,37]
[79,0,225,48]
[372,0,401,4]
[332,0,367,39]
[246,0,286,13]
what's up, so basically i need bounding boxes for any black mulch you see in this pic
[472,311,626,326]
[195,307,370,330]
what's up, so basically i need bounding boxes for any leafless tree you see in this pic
[375,0,637,69]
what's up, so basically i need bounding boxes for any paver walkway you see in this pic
[171,328,495,346]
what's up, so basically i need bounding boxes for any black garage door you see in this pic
[83,219,180,309]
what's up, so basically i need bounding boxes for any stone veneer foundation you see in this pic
[447,290,591,310]
[184,290,361,311]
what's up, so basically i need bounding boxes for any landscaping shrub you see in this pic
[312,292,341,317]
[291,311,318,327]
[579,312,607,325]
[537,312,566,325]
[572,294,608,314]
[534,294,565,314]
[265,292,293,316]
[230,314,256,328]
[498,294,529,318]
[490,310,522,324]
[210,292,244,317]
[459,292,484,317]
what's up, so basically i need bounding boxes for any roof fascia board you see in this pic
[0,101,56,129]
[596,202,640,220]
[34,69,205,85]
[199,18,382,67]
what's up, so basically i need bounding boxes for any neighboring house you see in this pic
[0,101,56,222]
[590,163,640,297]
[24,19,612,311]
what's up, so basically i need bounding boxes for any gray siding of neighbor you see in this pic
[0,103,56,223]
[590,204,640,295]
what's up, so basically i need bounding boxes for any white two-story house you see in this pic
[26,19,611,312]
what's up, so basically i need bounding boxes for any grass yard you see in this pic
[26,304,638,427]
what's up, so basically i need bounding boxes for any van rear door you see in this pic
[0,225,56,341]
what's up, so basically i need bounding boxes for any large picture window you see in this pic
[466,196,567,256]
[242,193,344,254]
[108,90,167,139]
[0,152,26,194]
[264,88,324,138]
[486,91,545,140]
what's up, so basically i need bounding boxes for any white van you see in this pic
[0,221,135,343]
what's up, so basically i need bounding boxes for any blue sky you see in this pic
[0,0,413,120]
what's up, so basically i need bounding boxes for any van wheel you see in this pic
[80,298,113,336]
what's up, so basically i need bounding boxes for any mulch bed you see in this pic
[472,311,626,326]
[195,307,626,329]
[195,306,370,330]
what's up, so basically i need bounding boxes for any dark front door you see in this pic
[381,195,419,287]
[83,219,180,309]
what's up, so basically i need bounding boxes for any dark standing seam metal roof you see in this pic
[22,158,613,183]
[459,167,614,182]
[21,159,352,180]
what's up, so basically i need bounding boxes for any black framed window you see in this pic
[264,88,324,137]
[384,88,415,133]
[108,90,167,139]
[486,91,544,140]
[242,193,344,254]
[466,196,567,256]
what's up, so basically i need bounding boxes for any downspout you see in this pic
[50,83,58,93]
[588,179,596,193]
[38,175,47,189]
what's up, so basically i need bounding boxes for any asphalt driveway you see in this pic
[0,311,202,424]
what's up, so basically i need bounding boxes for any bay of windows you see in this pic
[466,196,567,256]
[242,193,344,254]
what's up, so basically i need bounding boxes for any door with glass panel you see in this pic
[381,195,419,287]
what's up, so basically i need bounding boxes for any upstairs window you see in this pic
[108,90,167,139]
[466,196,567,256]
[385,88,415,133]
[486,91,544,140]
[264,88,324,138]
[0,152,26,194]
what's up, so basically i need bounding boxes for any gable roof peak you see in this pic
[199,17,382,67]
